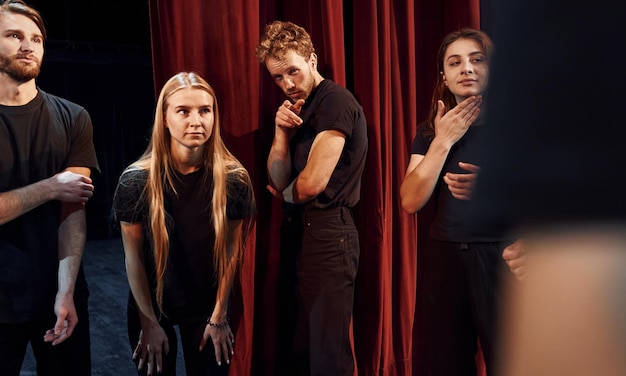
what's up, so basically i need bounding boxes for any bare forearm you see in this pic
[121,223,160,325]
[282,176,318,204]
[0,179,55,225]
[211,256,238,323]
[211,221,242,323]
[267,155,291,191]
[57,206,86,297]
[1,168,93,225]
[126,258,160,325]
[400,138,452,213]
[282,130,345,204]
[267,132,292,190]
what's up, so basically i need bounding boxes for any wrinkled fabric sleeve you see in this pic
[112,168,148,224]
[226,172,254,221]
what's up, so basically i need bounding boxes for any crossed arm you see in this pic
[400,96,482,213]
[0,168,93,225]
[266,99,346,203]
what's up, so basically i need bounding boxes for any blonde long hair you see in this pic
[129,72,253,312]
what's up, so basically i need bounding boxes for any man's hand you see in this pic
[52,171,94,202]
[503,239,526,280]
[266,184,284,200]
[443,162,480,200]
[43,293,77,345]
[0,169,93,225]
[275,99,305,129]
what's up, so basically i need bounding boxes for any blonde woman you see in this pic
[113,72,255,376]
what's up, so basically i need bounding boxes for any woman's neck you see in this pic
[171,145,203,174]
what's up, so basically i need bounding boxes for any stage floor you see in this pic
[20,238,185,375]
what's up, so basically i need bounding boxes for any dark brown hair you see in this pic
[421,28,493,138]
[0,0,46,39]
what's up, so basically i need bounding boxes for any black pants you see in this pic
[277,206,359,376]
[127,299,229,376]
[421,239,510,376]
[0,287,91,376]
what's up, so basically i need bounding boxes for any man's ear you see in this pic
[309,53,318,70]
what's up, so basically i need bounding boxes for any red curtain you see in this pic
[148,1,479,374]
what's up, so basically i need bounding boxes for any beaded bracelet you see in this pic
[207,316,230,329]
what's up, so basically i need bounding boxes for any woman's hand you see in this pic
[200,321,235,366]
[434,96,482,147]
[443,162,481,200]
[503,239,527,280]
[134,323,169,376]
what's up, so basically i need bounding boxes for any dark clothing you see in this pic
[276,205,303,375]
[411,124,501,243]
[470,0,626,231]
[411,123,510,375]
[421,240,508,376]
[291,79,368,210]
[0,286,91,376]
[279,206,360,376]
[113,168,253,324]
[112,166,254,375]
[0,89,99,374]
[0,90,99,322]
[127,301,228,376]
[295,207,359,376]
[278,79,367,376]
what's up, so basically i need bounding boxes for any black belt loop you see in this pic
[340,206,353,223]
[459,242,469,250]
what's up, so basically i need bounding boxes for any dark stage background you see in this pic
[23,1,497,374]
[27,0,155,240]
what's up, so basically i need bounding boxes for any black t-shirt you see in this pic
[112,167,253,324]
[290,79,368,209]
[469,0,626,232]
[0,90,99,322]
[411,124,502,243]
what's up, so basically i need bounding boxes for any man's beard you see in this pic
[289,70,316,101]
[0,52,41,82]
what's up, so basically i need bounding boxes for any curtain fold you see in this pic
[351,0,424,371]
[148,1,479,374]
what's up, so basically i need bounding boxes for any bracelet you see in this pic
[207,316,229,329]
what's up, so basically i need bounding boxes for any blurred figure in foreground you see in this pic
[470,1,626,375]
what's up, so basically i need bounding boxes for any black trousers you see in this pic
[277,206,359,376]
[0,287,91,376]
[421,239,511,376]
[127,299,229,376]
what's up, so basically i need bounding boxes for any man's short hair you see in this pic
[0,0,46,39]
[255,20,315,63]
